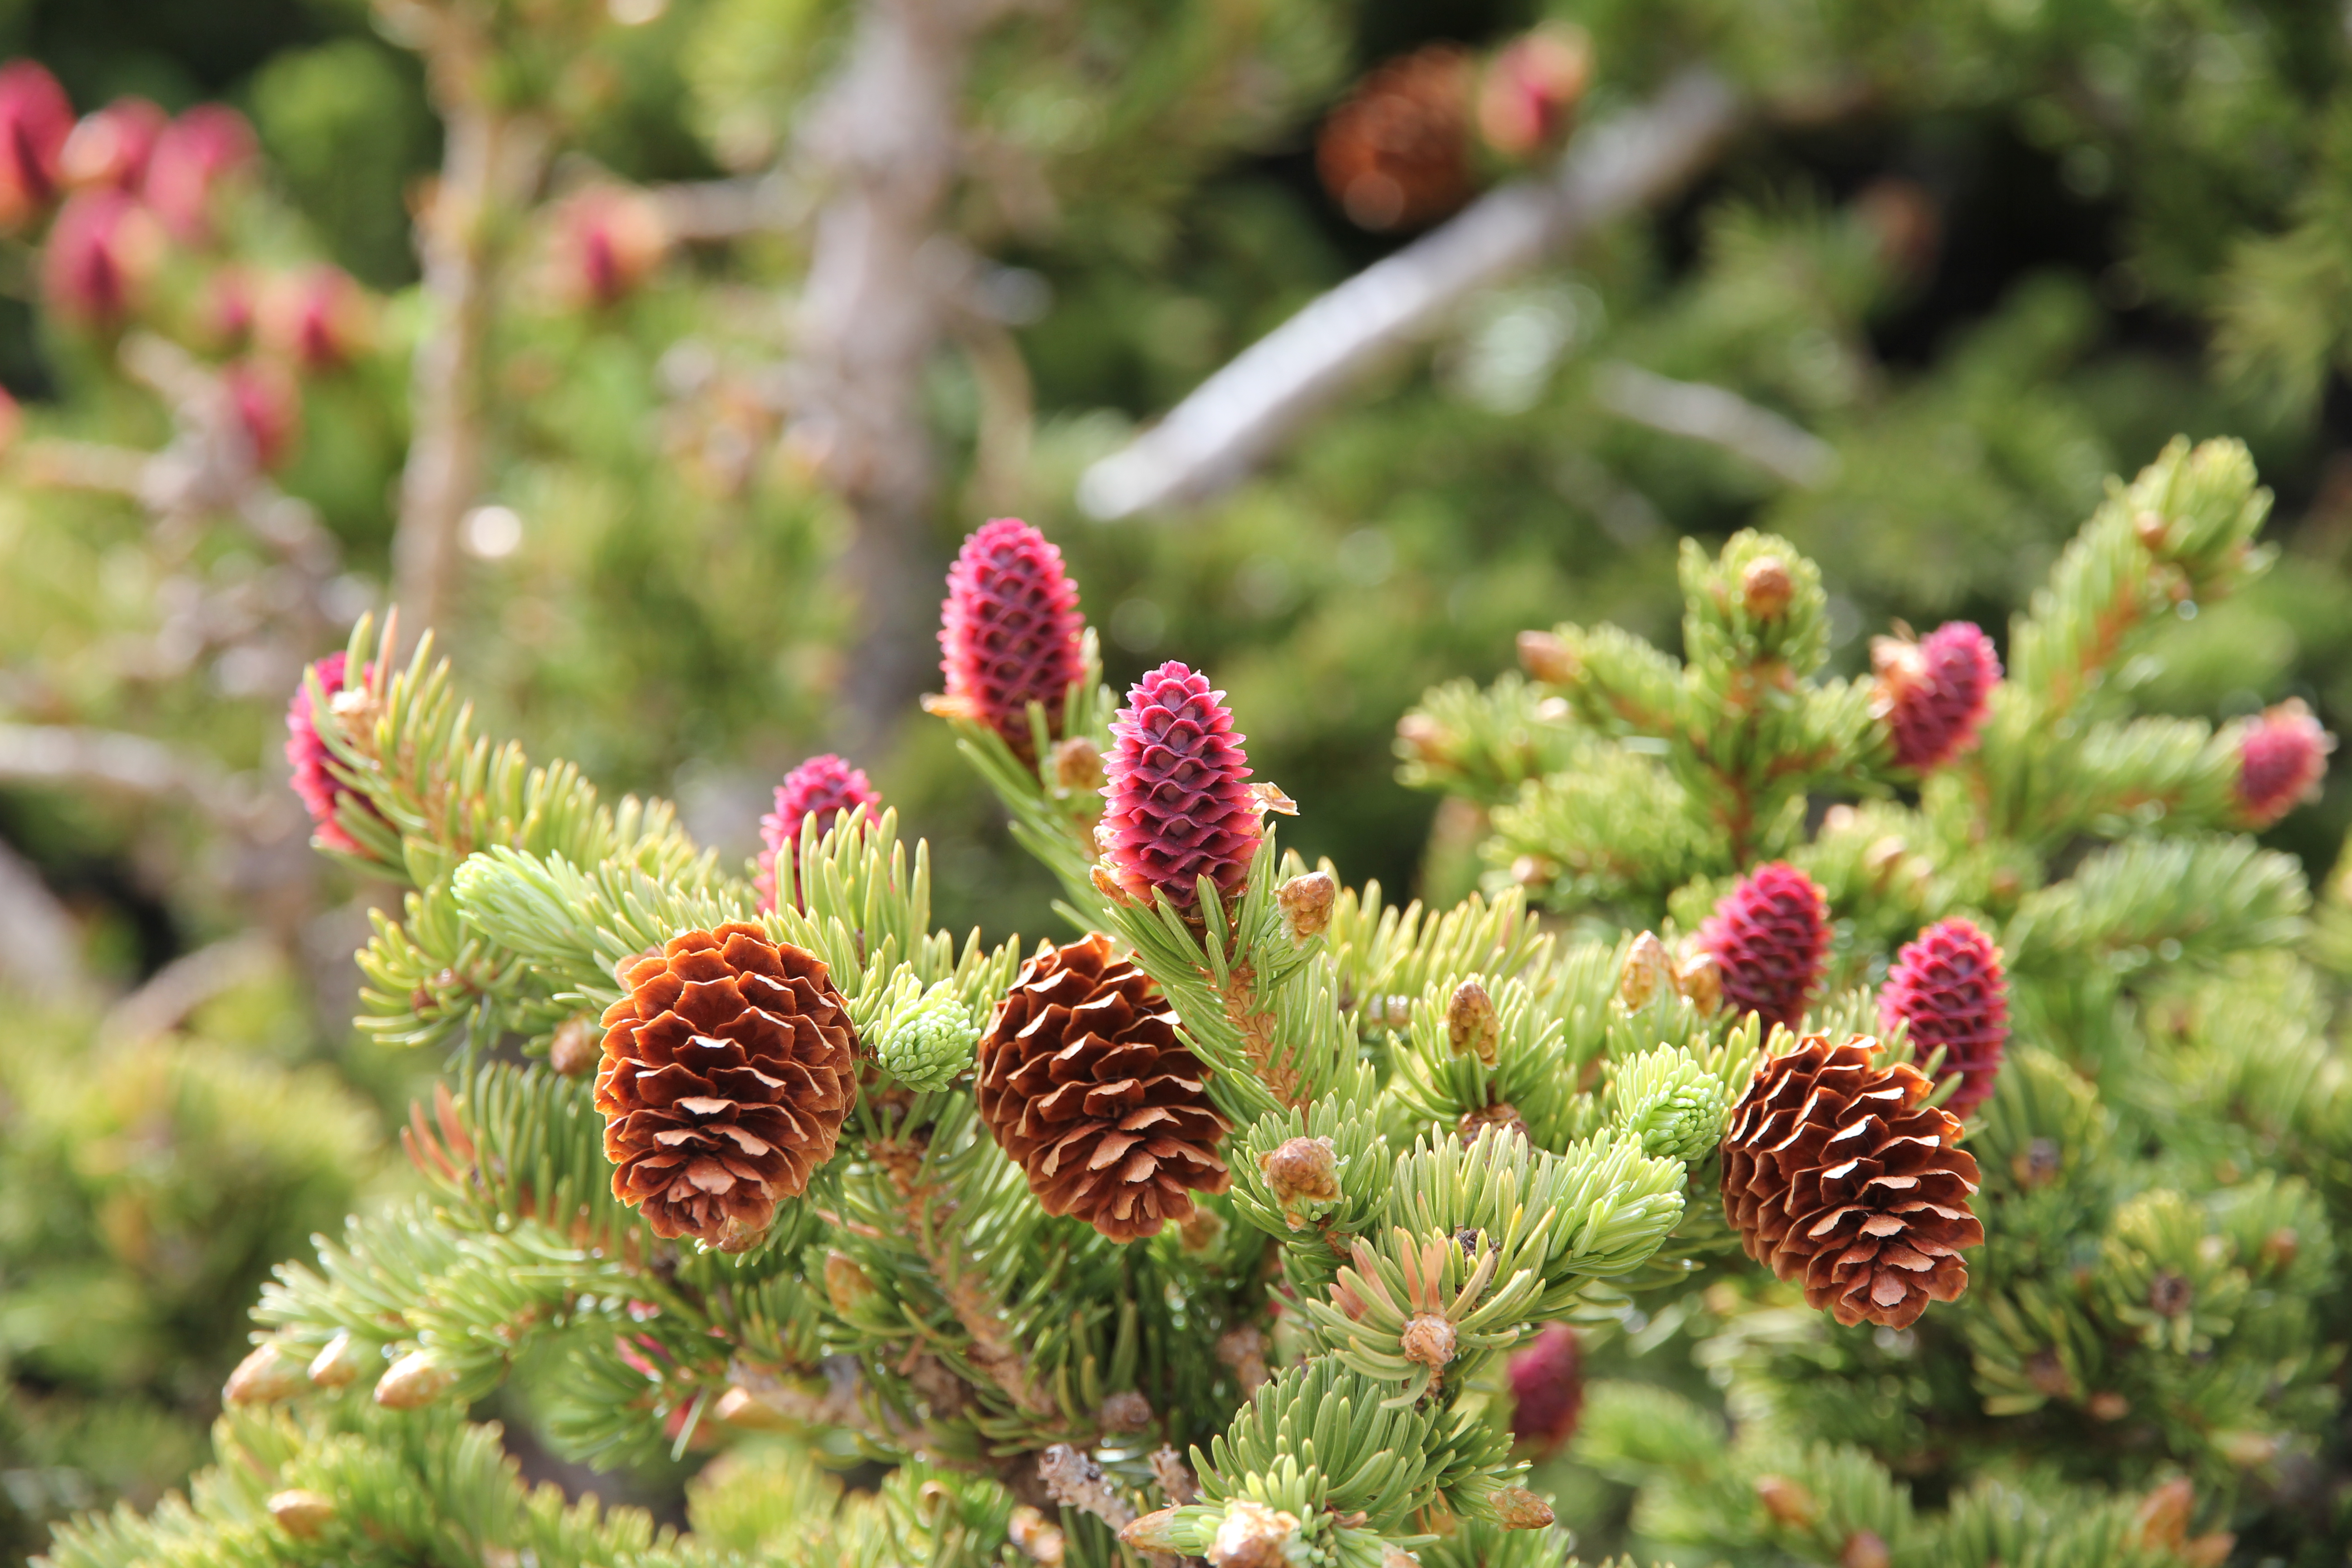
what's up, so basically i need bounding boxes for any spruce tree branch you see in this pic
[869,1132,1058,1419]
[650,171,807,240]
[1592,363,1839,488]
[97,930,281,1048]
[1076,68,1744,519]
[0,723,251,827]
[20,337,339,580]
[787,0,996,750]
[392,26,548,641]
[0,832,85,1004]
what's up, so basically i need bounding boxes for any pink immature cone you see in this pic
[1098,662,1262,912]
[224,358,301,472]
[1476,26,1590,160]
[285,653,377,852]
[755,754,882,913]
[142,103,255,241]
[1872,622,2000,774]
[2235,699,2332,829]
[0,60,71,230]
[205,266,257,350]
[1698,862,1830,1033]
[1880,918,2009,1117]
[552,185,670,309]
[41,189,162,327]
[936,518,1086,758]
[60,96,167,193]
[1508,1323,1583,1459]
[257,264,372,370]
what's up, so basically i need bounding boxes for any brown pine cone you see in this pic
[1720,1034,1983,1328]
[976,933,1231,1241]
[1316,45,1476,232]
[596,921,858,1249]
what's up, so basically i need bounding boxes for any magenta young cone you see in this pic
[2235,699,2332,828]
[1872,621,1999,774]
[1881,917,2009,1117]
[1098,662,1261,911]
[755,754,882,913]
[1698,862,1829,1033]
[936,518,1086,757]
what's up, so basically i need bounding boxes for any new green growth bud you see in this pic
[825,1250,875,1314]
[223,1341,307,1406]
[1741,555,1793,618]
[1100,1389,1155,1432]
[1210,1499,1301,1568]
[1610,1045,1730,1162]
[1013,1504,1069,1563]
[877,985,979,1090]
[268,1490,336,1539]
[1278,869,1336,941]
[374,1348,458,1409]
[548,1014,598,1076]
[1400,1312,1457,1367]
[1121,1507,1185,1552]
[1261,1134,1341,1229]
[1448,978,1499,1064]
[1051,735,1105,794]
[306,1329,362,1388]
[1620,931,1676,1009]
[1517,628,1579,685]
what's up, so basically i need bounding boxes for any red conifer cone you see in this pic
[257,264,372,371]
[1697,862,1829,1033]
[1316,45,1475,231]
[596,923,858,1249]
[1871,622,2000,773]
[1097,662,1262,912]
[1880,919,2008,1117]
[285,653,377,853]
[0,61,70,231]
[1477,26,1590,160]
[936,518,1087,758]
[1508,1323,1583,1459]
[60,97,166,194]
[224,358,300,472]
[2234,699,2332,828]
[550,184,670,308]
[142,103,255,241]
[42,189,162,327]
[975,933,1230,1241]
[755,754,883,913]
[1721,1035,1984,1328]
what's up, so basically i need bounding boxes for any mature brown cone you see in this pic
[976,933,1231,1240]
[1315,45,1476,231]
[1720,1034,1984,1328]
[596,922,857,1249]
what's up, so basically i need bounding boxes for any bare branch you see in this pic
[98,931,282,1049]
[0,834,86,1004]
[1077,69,1743,519]
[392,22,549,639]
[0,724,246,825]
[1592,362,1839,488]
[652,172,806,241]
[786,0,996,749]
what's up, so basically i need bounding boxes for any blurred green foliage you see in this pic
[2,0,2352,1553]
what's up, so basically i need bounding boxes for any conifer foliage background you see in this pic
[2,0,2352,1563]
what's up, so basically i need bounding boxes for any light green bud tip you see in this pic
[877,988,978,1090]
[1610,1047,1730,1164]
